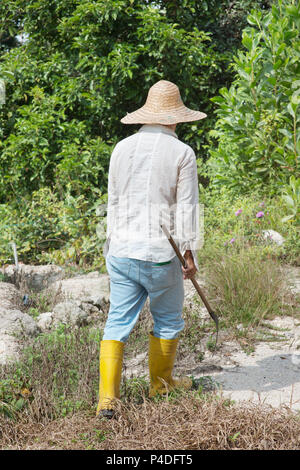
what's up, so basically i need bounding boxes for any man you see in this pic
[96,80,206,418]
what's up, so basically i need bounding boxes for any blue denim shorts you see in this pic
[102,254,185,342]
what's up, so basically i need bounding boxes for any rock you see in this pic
[0,333,21,365]
[0,282,23,310]
[75,301,101,316]
[77,271,102,278]
[291,353,300,369]
[48,273,110,306]
[0,308,40,365]
[35,311,54,330]
[36,301,89,330]
[262,230,285,246]
[36,299,104,331]
[0,308,39,337]
[0,264,65,292]
[124,352,148,378]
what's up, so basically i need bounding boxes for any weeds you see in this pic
[1,312,300,450]
[21,282,65,317]
[121,376,149,405]
[206,336,217,352]
[0,324,101,423]
[0,192,299,450]
[204,249,294,331]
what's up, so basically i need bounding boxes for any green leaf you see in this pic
[274,59,282,71]
[255,167,269,173]
[281,214,294,223]
[242,34,253,51]
[15,398,25,411]
[287,103,296,118]
[286,5,300,18]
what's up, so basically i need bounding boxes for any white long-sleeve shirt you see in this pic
[103,124,202,269]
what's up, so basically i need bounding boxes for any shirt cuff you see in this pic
[179,241,199,271]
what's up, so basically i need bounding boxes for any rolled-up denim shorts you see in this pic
[102,254,185,342]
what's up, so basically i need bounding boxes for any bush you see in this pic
[0,186,108,269]
[0,0,226,204]
[208,0,300,194]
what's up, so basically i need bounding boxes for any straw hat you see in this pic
[120,80,207,125]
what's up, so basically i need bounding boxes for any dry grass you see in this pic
[1,394,300,450]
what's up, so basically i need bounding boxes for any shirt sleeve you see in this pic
[175,148,201,270]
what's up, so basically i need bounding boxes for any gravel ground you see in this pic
[190,315,300,412]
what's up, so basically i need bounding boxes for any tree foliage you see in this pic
[208,0,300,194]
[0,0,272,205]
[154,0,272,52]
[0,0,231,204]
[0,0,24,54]
[3,0,294,266]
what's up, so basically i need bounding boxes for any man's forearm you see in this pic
[184,249,194,260]
[182,249,197,279]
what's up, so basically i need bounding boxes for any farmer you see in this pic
[96,80,206,418]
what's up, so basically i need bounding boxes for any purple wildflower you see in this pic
[256,211,264,218]
[235,209,242,216]
[229,238,235,244]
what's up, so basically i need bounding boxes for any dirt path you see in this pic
[187,316,300,412]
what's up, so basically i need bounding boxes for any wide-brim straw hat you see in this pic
[120,80,207,125]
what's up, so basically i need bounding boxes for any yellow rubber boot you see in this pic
[148,333,192,397]
[96,340,124,417]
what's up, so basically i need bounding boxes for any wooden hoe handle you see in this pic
[160,224,219,342]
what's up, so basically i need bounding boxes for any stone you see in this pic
[0,308,39,337]
[48,273,110,306]
[36,301,89,330]
[0,308,40,365]
[35,311,54,331]
[0,264,65,292]
[262,230,285,246]
[0,282,23,310]
[0,334,20,365]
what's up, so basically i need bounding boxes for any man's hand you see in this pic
[182,250,197,280]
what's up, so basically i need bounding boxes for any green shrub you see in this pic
[0,0,228,204]
[0,186,108,269]
[208,0,300,194]
[281,176,300,224]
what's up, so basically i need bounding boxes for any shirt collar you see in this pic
[138,124,178,139]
